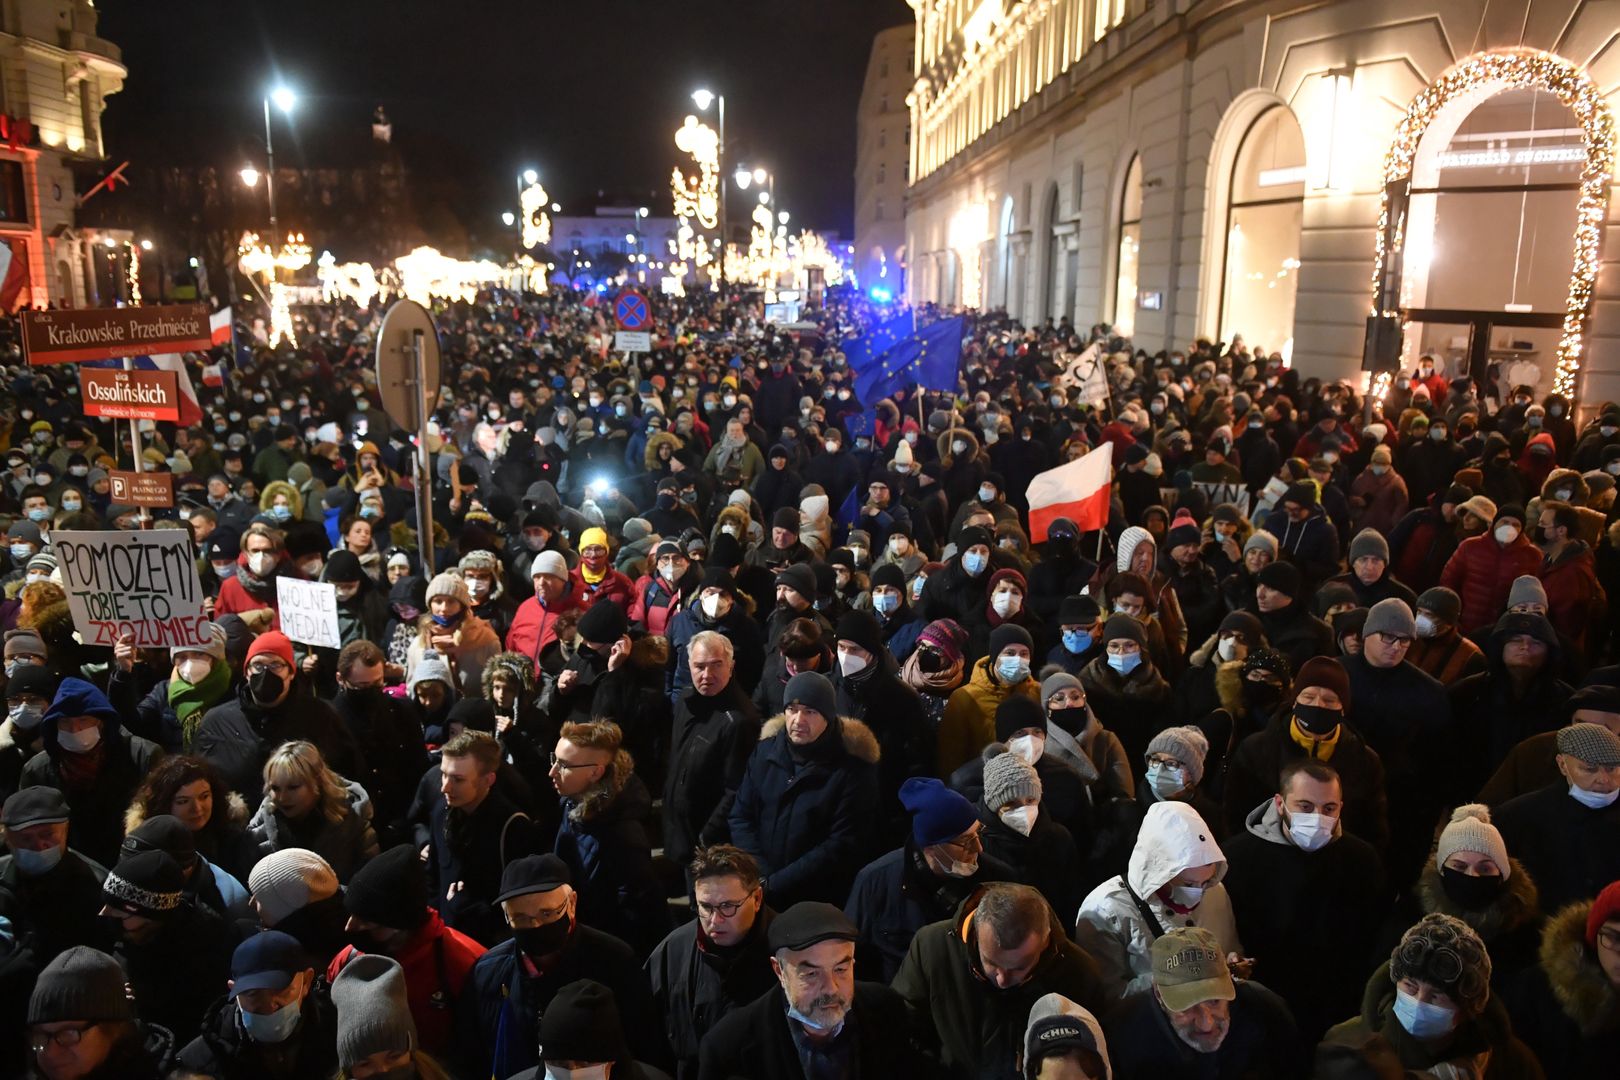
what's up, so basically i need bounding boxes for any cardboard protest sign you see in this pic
[277,577,341,650]
[54,530,210,648]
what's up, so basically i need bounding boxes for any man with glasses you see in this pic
[1497,722,1620,914]
[27,946,170,1080]
[646,845,777,1079]
[664,631,761,874]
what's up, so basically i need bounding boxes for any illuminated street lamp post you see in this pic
[262,86,297,237]
[692,88,727,295]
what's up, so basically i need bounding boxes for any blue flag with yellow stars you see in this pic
[843,308,914,373]
[853,315,967,405]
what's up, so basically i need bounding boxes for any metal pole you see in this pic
[263,97,278,238]
[124,357,150,527]
[717,95,727,298]
[411,328,436,573]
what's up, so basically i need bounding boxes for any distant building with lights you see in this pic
[855,23,914,298]
[552,206,678,282]
[0,0,124,307]
[904,0,1620,407]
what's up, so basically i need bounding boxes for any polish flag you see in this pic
[1026,441,1114,542]
[209,306,232,346]
[0,237,29,309]
[143,353,204,427]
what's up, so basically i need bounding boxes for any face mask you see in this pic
[60,498,81,512]
[937,852,979,878]
[1414,613,1439,639]
[838,650,869,677]
[215,563,238,581]
[1285,811,1336,852]
[1169,884,1205,908]
[1107,651,1142,676]
[247,552,277,577]
[1248,420,1263,430]
[334,584,361,603]
[430,610,464,628]
[911,577,926,600]
[176,657,213,685]
[872,592,900,616]
[962,551,987,576]
[905,431,918,445]
[952,440,967,455]
[1393,989,1457,1040]
[58,725,101,753]
[514,916,571,958]
[702,593,728,619]
[545,1066,610,1080]
[991,591,1021,618]
[11,842,64,876]
[1439,866,1507,909]
[9,543,31,562]
[1217,636,1242,663]
[1145,762,1185,799]
[1008,732,1045,765]
[268,505,292,522]
[1370,465,1388,476]
[1569,782,1620,809]
[824,440,839,454]
[978,485,996,503]
[8,701,44,731]
[360,505,382,519]
[1058,629,1091,656]
[26,507,48,523]
[240,996,302,1043]
[996,655,1030,684]
[1493,523,1520,545]
[1293,703,1342,737]
[249,670,286,706]
[1430,428,1447,442]
[25,572,46,586]
[465,578,491,600]
[999,805,1037,836]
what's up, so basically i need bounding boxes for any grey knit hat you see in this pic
[1435,804,1510,879]
[1557,722,1620,766]
[983,751,1041,810]
[28,946,135,1024]
[1363,598,1417,640]
[1040,671,1083,704]
[1146,726,1209,785]
[248,849,339,927]
[1242,531,1278,558]
[1347,529,1390,564]
[424,570,471,607]
[332,953,418,1067]
[1507,574,1548,610]
[172,620,228,662]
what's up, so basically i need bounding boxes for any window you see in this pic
[1220,107,1305,360]
[875,198,885,222]
[1113,155,1142,337]
[1045,187,1063,320]
[0,161,28,224]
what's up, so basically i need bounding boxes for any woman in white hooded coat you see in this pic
[1073,800,1242,997]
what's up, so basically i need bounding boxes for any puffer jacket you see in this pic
[504,582,589,675]
[1440,530,1545,635]
[1075,800,1240,997]
[248,778,381,883]
[553,758,668,957]
[936,656,1041,775]
[1538,539,1604,653]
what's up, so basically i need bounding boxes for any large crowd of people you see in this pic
[0,283,1618,1079]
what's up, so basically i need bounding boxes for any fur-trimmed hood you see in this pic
[480,649,537,702]
[124,790,250,836]
[760,713,881,764]
[1539,898,1620,1033]
[565,747,640,824]
[937,426,983,467]
[1413,858,1539,942]
[1213,658,1248,715]
[643,430,684,471]
[259,480,303,519]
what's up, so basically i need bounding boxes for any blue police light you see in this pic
[869,285,893,303]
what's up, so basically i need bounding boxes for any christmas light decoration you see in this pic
[127,244,140,306]
[238,232,312,346]
[1367,49,1615,400]
[671,116,719,282]
[317,251,381,310]
[519,179,552,250]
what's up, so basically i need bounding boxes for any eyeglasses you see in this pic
[696,888,759,919]
[31,1024,92,1053]
[941,827,984,854]
[548,753,601,773]
[247,659,291,677]
[1146,754,1185,771]
[1598,928,1620,953]
[507,904,569,928]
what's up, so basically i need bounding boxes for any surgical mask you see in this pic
[1216,636,1241,662]
[69,465,88,477]
[8,701,44,731]
[785,1004,844,1037]
[58,725,102,753]
[873,592,899,615]
[1370,465,1388,476]
[9,543,32,561]
[1146,763,1185,800]
[1414,613,1439,639]
[838,650,869,677]
[60,498,81,512]
[360,505,382,519]
[334,584,361,602]
[240,996,302,1043]
[1107,651,1142,676]
[1062,629,1092,654]
[176,657,213,685]
[1553,488,1572,502]
[1285,811,1336,852]
[247,551,277,576]
[1494,523,1520,545]
[991,591,1021,618]
[268,505,292,522]
[215,563,238,581]
[937,853,979,878]
[978,485,996,503]
[701,593,728,619]
[545,1066,610,1080]
[1429,428,1447,441]
[1393,989,1457,1040]
[11,843,63,876]
[998,805,1037,836]
[1169,884,1205,908]
[26,507,48,522]
[996,655,1030,684]
[962,551,987,576]
[465,578,490,600]
[1008,732,1045,765]
[25,572,46,586]
[1569,782,1620,809]
[824,440,839,454]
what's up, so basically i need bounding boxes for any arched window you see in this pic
[1113,155,1142,337]
[1220,106,1305,360]
[1044,186,1063,320]
[998,197,1016,311]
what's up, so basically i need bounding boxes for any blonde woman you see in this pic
[248,739,379,882]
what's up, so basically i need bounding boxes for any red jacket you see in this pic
[628,573,690,637]
[1538,541,1605,653]
[568,565,635,610]
[505,585,588,672]
[327,909,486,1058]
[1439,532,1544,634]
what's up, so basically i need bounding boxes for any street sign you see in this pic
[614,330,651,353]
[374,299,442,430]
[108,469,175,508]
[80,369,180,421]
[613,290,652,331]
[24,304,214,365]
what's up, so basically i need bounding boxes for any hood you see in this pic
[759,713,881,764]
[1413,859,1539,942]
[1213,659,1248,716]
[937,426,982,464]
[643,430,683,471]
[524,481,561,510]
[1125,800,1226,898]
[1243,796,1343,848]
[259,480,303,518]
[1484,613,1561,669]
[1024,992,1112,1080]
[800,493,830,523]
[1541,468,1589,504]
[712,505,752,545]
[42,676,124,751]
[1115,526,1154,575]
[1539,896,1620,1033]
[481,649,537,703]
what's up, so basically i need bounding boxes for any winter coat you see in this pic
[663,679,761,868]
[1477,730,1561,807]
[698,981,926,1080]
[1323,963,1543,1079]
[0,847,112,963]
[1222,798,1389,1043]
[1264,505,1341,586]
[329,685,429,841]
[554,764,668,957]
[1506,895,1620,1077]
[248,778,381,883]
[176,986,339,1080]
[114,901,237,1039]
[729,713,881,908]
[937,656,1041,775]
[1538,540,1604,652]
[195,678,365,803]
[975,793,1085,923]
[1322,567,1418,611]
[1103,979,1304,1080]
[1440,530,1545,634]
[1448,626,1571,798]
[629,565,700,638]
[1075,804,1240,998]
[425,782,542,947]
[834,662,935,843]
[1077,653,1173,768]
[892,889,1107,1080]
[1224,712,1390,853]
[645,907,778,1079]
[106,666,238,754]
[1349,466,1409,537]
[1407,627,1488,686]
[664,600,766,702]
[1393,859,1542,993]
[1256,602,1336,674]
[1389,502,1463,594]
[407,611,503,702]
[1495,780,1620,916]
[504,584,589,675]
[918,557,991,626]
[1165,560,1225,654]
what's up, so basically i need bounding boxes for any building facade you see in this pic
[553,206,678,283]
[0,0,124,307]
[855,23,915,298]
[904,0,1620,407]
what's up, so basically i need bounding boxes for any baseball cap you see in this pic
[1151,927,1236,1012]
[228,931,312,999]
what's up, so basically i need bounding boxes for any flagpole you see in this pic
[123,356,150,528]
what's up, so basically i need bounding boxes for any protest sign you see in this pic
[54,529,209,648]
[277,577,341,650]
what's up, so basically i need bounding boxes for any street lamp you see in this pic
[139,239,154,251]
[692,87,728,294]
[501,211,516,227]
[261,86,297,236]
[522,168,538,185]
[239,166,260,188]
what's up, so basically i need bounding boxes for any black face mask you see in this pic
[1242,680,1283,711]
[917,647,950,673]
[249,670,286,706]
[1292,703,1342,736]
[1048,706,1088,732]
[514,916,571,958]
[1440,866,1507,910]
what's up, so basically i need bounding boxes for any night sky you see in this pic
[95,0,914,242]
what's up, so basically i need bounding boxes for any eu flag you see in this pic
[843,308,914,372]
[853,315,967,405]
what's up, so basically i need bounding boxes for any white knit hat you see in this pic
[1435,804,1511,880]
[249,849,339,926]
[531,550,568,580]
[423,570,471,607]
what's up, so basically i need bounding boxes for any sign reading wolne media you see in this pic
[277,576,341,650]
[79,368,180,421]
[54,530,210,648]
[23,303,214,365]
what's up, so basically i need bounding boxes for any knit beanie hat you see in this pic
[699,566,736,595]
[408,651,457,699]
[871,563,907,591]
[326,550,365,583]
[579,526,610,552]
[995,695,1048,742]
[983,752,1041,811]
[1507,574,1548,610]
[28,947,135,1024]
[539,978,627,1065]
[532,550,569,580]
[1217,610,1263,644]
[1332,608,1369,644]
[987,622,1034,659]
[1389,913,1492,1018]
[577,601,628,645]
[173,620,228,662]
[783,670,838,722]
[899,777,979,847]
[1363,598,1417,640]
[424,570,471,607]
[1243,531,1278,558]
[771,506,801,533]
[1348,529,1390,564]
[775,563,816,601]
[1115,526,1155,573]
[1416,587,1462,625]
[1494,503,1526,527]
[246,630,295,670]
[836,610,886,657]
[1370,444,1393,466]
[332,953,418,1067]
[1585,880,1620,948]
[1314,581,1357,617]
[1102,613,1147,649]
[1256,560,1302,600]
[1040,671,1083,704]
[101,849,185,919]
[1147,726,1209,784]
[1435,805,1511,879]
[345,844,430,931]
[1291,656,1351,711]
[120,814,198,872]
[249,849,340,927]
[917,619,968,663]
[2,627,46,661]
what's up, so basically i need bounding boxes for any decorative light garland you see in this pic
[1367,49,1616,400]
[238,232,312,347]
[519,179,552,251]
[127,244,140,306]
[671,116,719,279]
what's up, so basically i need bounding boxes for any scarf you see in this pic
[1290,717,1341,761]
[57,740,107,790]
[903,648,963,694]
[580,558,606,585]
[712,433,747,473]
[170,659,234,750]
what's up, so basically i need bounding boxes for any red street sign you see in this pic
[23,303,213,365]
[613,290,652,331]
[79,369,180,421]
[108,470,175,508]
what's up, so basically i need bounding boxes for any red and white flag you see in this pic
[1026,441,1114,542]
[144,353,204,427]
[209,306,233,346]
[0,237,30,309]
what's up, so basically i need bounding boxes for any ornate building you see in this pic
[855,23,915,298]
[904,0,1620,406]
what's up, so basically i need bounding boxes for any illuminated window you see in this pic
[1220,107,1305,361]
[0,161,28,224]
[1094,0,1128,41]
[1113,155,1141,337]
[1045,187,1063,320]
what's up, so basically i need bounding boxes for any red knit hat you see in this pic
[1586,880,1620,948]
[245,631,295,669]
[1291,656,1352,712]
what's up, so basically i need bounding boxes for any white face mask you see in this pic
[1494,523,1520,545]
[1007,732,1045,765]
[1414,613,1439,639]
[465,578,491,600]
[1569,782,1620,809]
[991,591,1021,618]
[1216,636,1240,663]
[889,536,909,556]
[58,725,102,753]
[1285,810,1336,852]
[1169,883,1206,907]
[999,805,1038,836]
[545,1064,611,1080]
[247,551,276,576]
[176,657,214,685]
[837,650,869,677]
[701,593,728,619]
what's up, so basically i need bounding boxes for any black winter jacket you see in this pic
[663,680,761,868]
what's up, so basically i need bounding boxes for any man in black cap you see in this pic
[456,853,662,1080]
[631,539,702,638]
[748,507,816,573]
[664,631,762,873]
[0,786,112,963]
[27,946,172,1079]
[832,609,932,843]
[665,566,767,703]
[1164,516,1224,649]
[121,813,251,924]
[176,929,338,1079]
[1262,482,1340,588]
[1495,721,1620,914]
[1253,561,1334,673]
[766,563,834,652]
[517,977,671,1080]
[698,901,926,1080]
